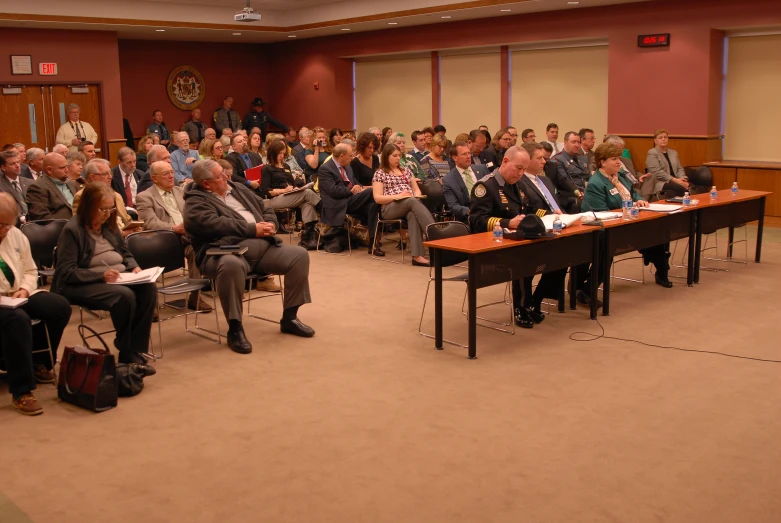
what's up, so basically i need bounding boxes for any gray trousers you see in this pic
[268,189,321,224]
[184,244,202,279]
[381,198,435,257]
[201,238,311,322]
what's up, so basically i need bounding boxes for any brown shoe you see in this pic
[34,364,56,384]
[187,292,213,312]
[256,278,281,292]
[13,393,43,416]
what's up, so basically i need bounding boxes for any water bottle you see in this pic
[682,191,691,206]
[710,185,718,201]
[731,181,739,197]
[622,196,632,220]
[630,202,639,220]
[552,215,563,235]
[493,223,503,243]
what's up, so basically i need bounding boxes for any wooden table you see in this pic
[424,224,600,359]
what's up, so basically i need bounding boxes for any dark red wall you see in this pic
[118,40,269,137]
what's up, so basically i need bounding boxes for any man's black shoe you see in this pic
[527,308,545,324]
[227,326,253,354]
[655,274,673,288]
[280,318,315,337]
[514,308,534,329]
[576,290,603,308]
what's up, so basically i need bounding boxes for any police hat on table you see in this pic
[519,215,557,239]
[251,97,266,107]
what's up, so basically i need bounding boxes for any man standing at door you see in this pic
[55,104,99,153]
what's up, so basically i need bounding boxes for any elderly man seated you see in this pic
[183,159,315,354]
[170,132,200,184]
[0,193,72,415]
[137,144,172,193]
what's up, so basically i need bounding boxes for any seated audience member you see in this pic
[53,183,158,365]
[204,128,217,140]
[540,142,559,179]
[480,128,512,171]
[419,134,452,181]
[350,132,381,187]
[553,131,591,214]
[410,131,428,162]
[260,141,321,250]
[170,132,200,184]
[1,150,32,222]
[291,127,310,168]
[304,127,331,180]
[136,134,155,173]
[642,129,689,199]
[521,128,536,144]
[372,144,435,266]
[579,128,597,173]
[146,109,171,147]
[368,127,382,144]
[73,159,141,237]
[111,147,144,208]
[135,161,211,311]
[182,108,206,145]
[9,144,32,179]
[421,127,435,151]
[507,126,518,146]
[65,152,86,188]
[467,129,488,165]
[184,160,315,353]
[78,141,96,163]
[478,125,490,132]
[381,127,393,148]
[519,142,562,217]
[329,128,344,148]
[248,132,263,155]
[198,138,224,161]
[443,141,488,222]
[542,123,563,155]
[0,193,71,415]
[387,133,427,181]
[434,125,447,136]
[23,148,45,181]
[264,133,305,178]
[577,142,673,302]
[219,135,233,155]
[25,152,79,221]
[55,103,99,153]
[453,132,469,144]
[137,144,171,194]
[320,142,381,255]
[285,127,300,149]
[222,128,234,139]
[226,134,262,190]
[52,144,69,156]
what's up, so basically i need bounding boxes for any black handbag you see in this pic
[57,325,118,412]
[117,364,145,397]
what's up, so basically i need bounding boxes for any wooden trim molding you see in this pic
[106,138,128,166]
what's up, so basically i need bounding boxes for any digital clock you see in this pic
[637,33,671,48]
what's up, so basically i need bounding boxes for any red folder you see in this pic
[245,165,262,182]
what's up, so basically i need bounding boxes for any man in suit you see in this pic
[23,148,45,181]
[25,153,79,221]
[242,97,288,140]
[183,159,315,354]
[0,150,32,222]
[317,143,381,256]
[579,128,596,173]
[137,145,171,194]
[182,108,206,145]
[111,147,144,208]
[213,96,242,134]
[226,134,262,189]
[466,129,487,165]
[8,144,33,180]
[292,128,312,171]
[542,123,563,155]
[521,129,536,144]
[552,131,591,214]
[443,141,488,222]
[136,161,211,312]
[410,131,428,163]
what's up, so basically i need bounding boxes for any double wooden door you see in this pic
[0,84,103,155]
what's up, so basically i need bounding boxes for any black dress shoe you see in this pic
[119,352,148,365]
[527,308,545,324]
[655,274,673,288]
[411,258,430,267]
[280,318,315,337]
[514,308,534,329]
[370,244,385,257]
[576,290,603,308]
[227,326,253,354]
[131,364,157,377]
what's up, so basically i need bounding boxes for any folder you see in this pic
[244,165,262,182]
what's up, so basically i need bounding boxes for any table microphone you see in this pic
[582,210,603,227]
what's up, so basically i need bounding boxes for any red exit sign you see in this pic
[638,33,671,48]
[39,63,58,75]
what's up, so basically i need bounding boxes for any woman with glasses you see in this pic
[419,134,452,182]
[480,128,512,171]
[198,138,224,161]
[52,183,157,366]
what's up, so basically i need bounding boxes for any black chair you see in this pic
[684,165,713,195]
[20,219,67,284]
[418,179,452,221]
[126,230,217,356]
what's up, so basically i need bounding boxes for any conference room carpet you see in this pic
[2,225,780,523]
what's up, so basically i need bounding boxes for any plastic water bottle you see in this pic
[630,202,640,220]
[682,191,691,206]
[493,223,503,243]
[552,215,563,235]
[731,181,739,197]
[710,185,718,201]
[622,196,632,220]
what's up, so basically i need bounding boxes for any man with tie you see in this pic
[0,150,32,223]
[552,131,591,214]
[137,145,171,194]
[443,142,488,222]
[170,132,200,185]
[466,129,487,165]
[25,153,79,221]
[23,148,45,181]
[579,128,597,174]
[542,123,563,156]
[519,142,563,218]
[213,96,242,134]
[182,108,206,145]
[135,161,211,312]
[225,134,262,189]
[110,147,144,208]
[54,104,99,153]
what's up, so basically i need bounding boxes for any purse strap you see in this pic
[77,324,111,353]
[64,353,92,395]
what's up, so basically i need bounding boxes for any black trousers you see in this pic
[344,188,380,241]
[575,243,671,296]
[0,292,71,397]
[662,181,686,197]
[58,282,157,355]
[522,269,568,310]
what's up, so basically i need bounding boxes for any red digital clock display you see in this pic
[638,33,671,48]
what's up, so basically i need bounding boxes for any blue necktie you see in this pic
[534,176,560,213]
[241,154,251,169]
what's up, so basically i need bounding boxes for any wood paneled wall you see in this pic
[621,136,724,173]
[106,139,127,167]
[704,162,781,217]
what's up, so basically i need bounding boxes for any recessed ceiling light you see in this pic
[341,28,350,31]
[501,9,512,12]
[567,1,580,4]
[155,29,165,32]
[288,35,297,38]
[388,22,398,25]
[441,15,451,19]
[233,32,242,35]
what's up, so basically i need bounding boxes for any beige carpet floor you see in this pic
[1,226,780,523]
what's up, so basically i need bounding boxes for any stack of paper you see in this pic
[541,214,582,230]
[0,296,28,309]
[578,211,622,221]
[108,266,164,285]
[641,204,682,212]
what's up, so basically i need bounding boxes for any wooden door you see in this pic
[0,86,48,150]
[48,85,104,156]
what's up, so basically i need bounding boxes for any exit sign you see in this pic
[39,63,58,75]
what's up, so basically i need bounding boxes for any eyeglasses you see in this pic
[98,206,116,214]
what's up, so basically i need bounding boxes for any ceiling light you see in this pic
[341,28,350,31]
[288,35,297,38]
[501,9,512,12]
[233,32,242,35]
[388,22,398,25]
[567,1,580,4]
[155,29,165,32]
[441,15,451,19]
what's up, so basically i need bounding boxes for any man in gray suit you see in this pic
[136,161,211,312]
[443,141,488,222]
[25,153,79,221]
[183,159,314,354]
[0,150,32,222]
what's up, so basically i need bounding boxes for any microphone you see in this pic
[582,210,603,227]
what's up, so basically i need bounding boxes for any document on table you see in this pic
[578,211,622,221]
[640,204,683,212]
[108,266,164,285]
[541,214,581,230]
[0,296,28,308]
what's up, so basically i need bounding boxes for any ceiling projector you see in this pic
[235,7,261,22]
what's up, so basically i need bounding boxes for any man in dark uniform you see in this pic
[213,96,242,134]
[469,146,564,329]
[242,97,289,140]
[552,131,591,214]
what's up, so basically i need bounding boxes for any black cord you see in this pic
[569,317,781,364]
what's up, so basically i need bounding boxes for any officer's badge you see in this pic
[500,193,508,204]
[474,184,486,198]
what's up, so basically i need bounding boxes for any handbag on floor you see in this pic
[57,325,118,412]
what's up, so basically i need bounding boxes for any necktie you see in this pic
[241,154,252,169]
[11,180,21,195]
[11,181,28,214]
[533,176,560,213]
[0,256,14,287]
[197,122,203,142]
[125,174,134,207]
[339,166,352,187]
[163,191,184,226]
[463,168,475,194]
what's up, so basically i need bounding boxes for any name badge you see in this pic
[609,188,619,195]
[486,162,494,169]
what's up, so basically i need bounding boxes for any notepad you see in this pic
[206,246,249,256]
[286,182,315,194]
[0,296,28,309]
[640,204,682,212]
[108,267,164,285]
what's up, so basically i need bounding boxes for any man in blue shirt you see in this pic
[146,109,171,148]
[170,132,199,184]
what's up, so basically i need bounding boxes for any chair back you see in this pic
[20,219,68,269]
[425,221,469,267]
[684,166,713,194]
[418,179,446,213]
[126,230,185,272]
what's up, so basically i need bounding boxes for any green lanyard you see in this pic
[0,255,15,287]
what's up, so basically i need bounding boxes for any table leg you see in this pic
[727,226,735,258]
[756,197,765,263]
[590,231,599,320]
[467,256,477,359]
[557,279,565,313]
[694,210,703,284]
[569,266,577,310]
[687,211,696,287]
[433,248,443,350]
[601,230,611,316]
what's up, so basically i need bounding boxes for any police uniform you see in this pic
[242,110,288,139]
[552,151,591,213]
[213,108,242,133]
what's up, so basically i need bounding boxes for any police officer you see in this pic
[242,97,289,140]
[552,131,591,213]
[213,96,242,134]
